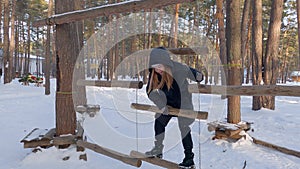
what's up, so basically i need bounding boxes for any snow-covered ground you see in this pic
[0,77,300,169]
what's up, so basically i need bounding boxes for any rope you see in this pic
[197,88,201,169]
[135,87,139,151]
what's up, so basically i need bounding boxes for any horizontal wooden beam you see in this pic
[33,0,194,27]
[130,150,179,169]
[251,137,300,159]
[168,47,209,56]
[188,84,300,97]
[77,80,143,89]
[76,140,142,167]
[131,103,208,120]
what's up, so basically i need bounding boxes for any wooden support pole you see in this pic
[251,137,300,159]
[131,103,208,120]
[130,150,179,169]
[76,140,142,167]
[77,79,143,89]
[188,84,300,97]
[33,0,194,27]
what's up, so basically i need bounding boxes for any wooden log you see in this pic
[130,150,179,169]
[77,79,143,89]
[214,130,242,140]
[252,137,300,159]
[33,0,194,27]
[131,103,208,120]
[76,122,84,139]
[53,135,76,146]
[21,128,55,148]
[224,128,243,137]
[76,140,142,167]
[188,84,300,97]
[168,47,209,56]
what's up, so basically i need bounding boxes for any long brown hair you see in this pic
[147,66,173,94]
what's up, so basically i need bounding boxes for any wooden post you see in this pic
[33,0,194,27]
[131,103,208,120]
[76,140,142,167]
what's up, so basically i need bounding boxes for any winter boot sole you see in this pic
[178,165,195,169]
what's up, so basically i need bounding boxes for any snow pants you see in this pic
[154,113,195,152]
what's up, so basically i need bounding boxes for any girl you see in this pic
[145,47,203,168]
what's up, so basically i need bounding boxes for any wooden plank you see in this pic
[77,80,143,89]
[43,128,56,140]
[76,140,142,167]
[188,84,300,97]
[33,0,194,27]
[131,103,208,120]
[130,150,178,169]
[23,140,52,148]
[252,137,300,159]
[168,47,209,56]
[20,128,40,142]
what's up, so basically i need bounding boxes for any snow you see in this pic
[0,77,300,169]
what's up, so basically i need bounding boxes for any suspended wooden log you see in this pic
[33,0,194,27]
[76,140,142,167]
[77,79,143,89]
[168,47,209,56]
[188,84,300,97]
[131,103,208,120]
[251,136,300,159]
[130,150,179,169]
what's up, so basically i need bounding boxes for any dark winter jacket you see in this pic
[146,47,202,110]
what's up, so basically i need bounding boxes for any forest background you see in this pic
[0,0,300,114]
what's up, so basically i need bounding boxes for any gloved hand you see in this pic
[196,72,203,82]
[161,106,169,115]
[149,89,167,110]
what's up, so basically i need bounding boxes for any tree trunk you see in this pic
[55,0,84,136]
[10,0,16,79]
[241,0,251,84]
[45,0,53,95]
[297,0,300,70]
[216,0,227,90]
[3,0,10,84]
[252,0,263,110]
[173,4,180,48]
[263,0,283,110]
[25,17,31,75]
[226,0,241,124]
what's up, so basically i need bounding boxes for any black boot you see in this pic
[179,152,195,169]
[145,141,163,158]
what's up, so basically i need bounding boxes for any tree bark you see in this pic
[3,0,11,84]
[10,0,16,79]
[297,0,300,70]
[216,0,227,89]
[241,0,251,84]
[252,0,263,110]
[263,0,283,110]
[45,0,53,95]
[55,0,84,136]
[226,0,241,124]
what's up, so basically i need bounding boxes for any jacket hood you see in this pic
[149,47,174,68]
